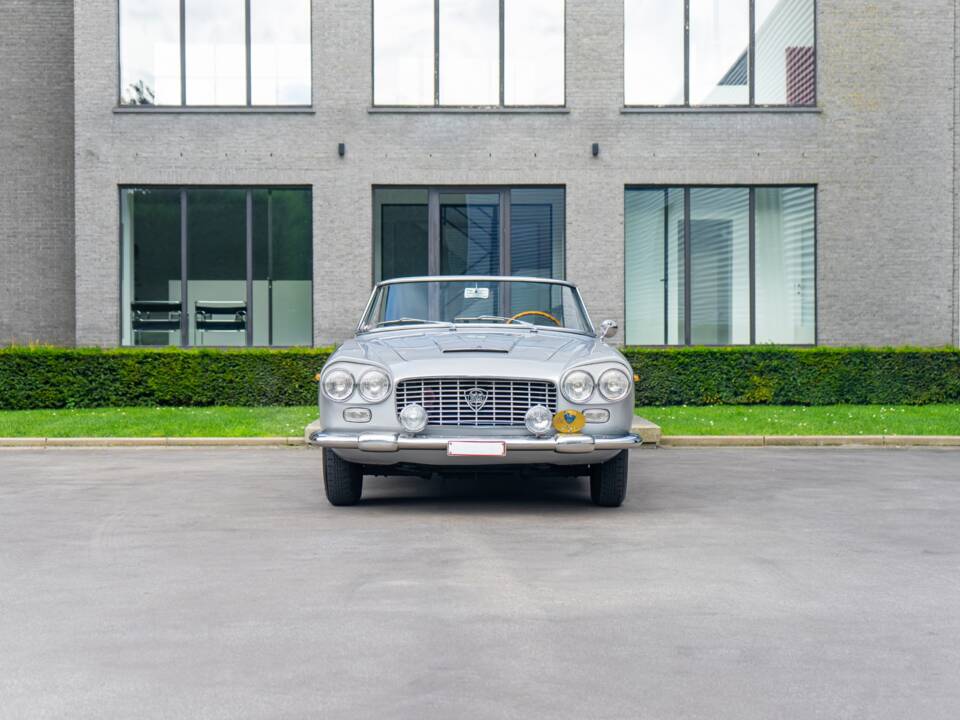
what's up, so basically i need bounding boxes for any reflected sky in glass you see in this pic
[504,0,564,106]
[185,0,247,105]
[374,0,435,105]
[624,0,684,106]
[439,0,499,106]
[690,0,749,105]
[120,0,181,105]
[250,0,311,105]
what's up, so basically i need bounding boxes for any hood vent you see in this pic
[442,348,509,354]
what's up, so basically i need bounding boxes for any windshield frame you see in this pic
[356,276,596,338]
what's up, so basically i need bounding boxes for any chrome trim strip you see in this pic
[309,432,640,453]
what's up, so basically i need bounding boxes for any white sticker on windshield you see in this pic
[465,287,490,300]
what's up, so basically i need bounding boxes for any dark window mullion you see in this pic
[499,0,505,106]
[434,0,441,106]
[663,188,670,345]
[683,187,692,345]
[180,190,189,346]
[749,187,756,344]
[683,0,690,106]
[500,189,511,276]
[245,0,253,106]
[748,0,756,106]
[179,0,187,105]
[245,190,254,346]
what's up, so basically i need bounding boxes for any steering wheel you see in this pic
[509,310,561,327]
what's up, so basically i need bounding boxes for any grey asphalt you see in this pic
[1,448,959,720]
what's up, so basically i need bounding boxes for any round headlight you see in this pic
[561,370,595,403]
[322,369,355,402]
[598,369,631,401]
[358,370,391,403]
[399,404,428,434]
[524,405,553,436]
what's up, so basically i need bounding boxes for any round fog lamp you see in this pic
[524,405,554,436]
[399,404,428,434]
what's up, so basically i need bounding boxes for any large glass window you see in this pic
[119,0,311,107]
[755,187,816,343]
[374,187,565,281]
[624,0,816,107]
[625,186,816,346]
[373,0,565,107]
[121,187,313,347]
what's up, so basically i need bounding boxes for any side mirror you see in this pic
[598,319,619,341]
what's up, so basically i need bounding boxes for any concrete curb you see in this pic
[0,437,306,448]
[659,435,960,448]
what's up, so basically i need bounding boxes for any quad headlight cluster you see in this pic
[321,366,392,403]
[560,367,632,403]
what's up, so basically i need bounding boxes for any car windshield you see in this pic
[361,279,593,334]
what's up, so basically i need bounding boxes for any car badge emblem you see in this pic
[464,388,488,412]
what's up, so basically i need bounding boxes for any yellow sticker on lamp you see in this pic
[553,409,586,434]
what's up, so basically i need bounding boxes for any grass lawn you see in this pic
[0,404,958,438]
[637,405,960,436]
[0,406,319,438]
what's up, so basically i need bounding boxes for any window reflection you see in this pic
[689,0,750,105]
[504,0,564,106]
[119,0,181,105]
[373,0,435,105]
[250,0,311,105]
[185,0,247,106]
[624,0,684,106]
[439,0,500,106]
[755,0,816,105]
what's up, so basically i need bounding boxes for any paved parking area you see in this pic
[1,447,959,720]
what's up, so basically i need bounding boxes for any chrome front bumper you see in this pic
[308,431,640,454]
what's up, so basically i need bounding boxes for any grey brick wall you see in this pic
[0,0,75,345]
[65,0,960,347]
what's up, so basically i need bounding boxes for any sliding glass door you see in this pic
[374,186,565,282]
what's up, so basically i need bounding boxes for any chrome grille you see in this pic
[395,377,559,427]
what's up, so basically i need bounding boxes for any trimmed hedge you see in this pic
[623,347,960,406]
[0,347,333,410]
[1,346,959,410]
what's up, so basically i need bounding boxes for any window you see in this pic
[374,187,565,281]
[624,0,815,107]
[373,0,565,107]
[625,186,815,345]
[119,0,312,106]
[121,187,313,346]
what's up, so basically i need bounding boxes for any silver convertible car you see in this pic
[309,276,640,507]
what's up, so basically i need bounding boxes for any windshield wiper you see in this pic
[454,315,537,329]
[372,318,455,329]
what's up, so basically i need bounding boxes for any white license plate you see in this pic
[447,441,507,458]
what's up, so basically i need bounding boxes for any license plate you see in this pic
[447,441,507,457]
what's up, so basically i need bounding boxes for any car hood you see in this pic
[331,328,627,380]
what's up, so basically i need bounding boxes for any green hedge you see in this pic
[622,347,960,406]
[0,347,333,410]
[1,346,959,410]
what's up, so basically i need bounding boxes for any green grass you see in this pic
[0,404,958,438]
[0,406,319,438]
[637,405,960,436]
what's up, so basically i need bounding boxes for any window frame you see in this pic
[118,185,315,348]
[116,0,314,109]
[623,0,817,109]
[372,185,567,283]
[623,184,818,347]
[371,0,567,109]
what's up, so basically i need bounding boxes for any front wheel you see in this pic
[590,450,629,507]
[323,448,363,506]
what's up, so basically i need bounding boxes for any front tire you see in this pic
[323,448,363,506]
[590,450,629,507]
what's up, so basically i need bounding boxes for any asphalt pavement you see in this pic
[1,447,959,720]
